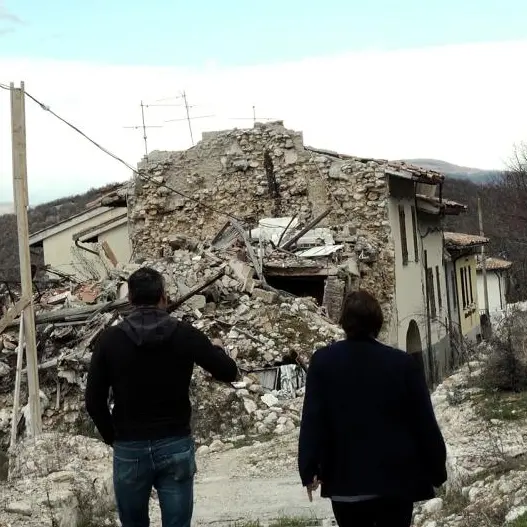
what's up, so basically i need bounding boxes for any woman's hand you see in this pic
[306,476,321,502]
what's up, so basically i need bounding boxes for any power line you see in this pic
[0,82,247,224]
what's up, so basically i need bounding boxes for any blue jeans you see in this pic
[113,436,196,527]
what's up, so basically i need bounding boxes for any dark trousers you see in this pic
[113,436,196,527]
[331,498,414,527]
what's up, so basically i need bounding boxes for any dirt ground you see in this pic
[151,432,333,526]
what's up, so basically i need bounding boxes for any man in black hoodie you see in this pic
[85,267,239,527]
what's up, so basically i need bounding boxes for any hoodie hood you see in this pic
[118,307,179,347]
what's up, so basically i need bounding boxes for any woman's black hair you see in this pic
[339,290,384,339]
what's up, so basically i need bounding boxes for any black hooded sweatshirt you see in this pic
[85,307,238,445]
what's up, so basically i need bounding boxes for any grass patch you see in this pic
[436,486,470,517]
[511,512,527,527]
[472,390,527,421]
[233,522,262,527]
[270,517,318,527]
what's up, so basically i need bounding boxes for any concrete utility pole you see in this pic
[478,196,490,316]
[10,82,42,437]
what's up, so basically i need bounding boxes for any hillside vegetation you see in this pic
[0,183,121,283]
[443,177,527,302]
[403,158,500,183]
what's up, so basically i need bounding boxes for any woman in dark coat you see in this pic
[298,290,447,527]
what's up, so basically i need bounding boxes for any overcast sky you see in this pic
[1,0,527,205]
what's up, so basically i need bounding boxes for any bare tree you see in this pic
[444,143,527,303]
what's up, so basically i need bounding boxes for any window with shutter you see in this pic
[398,205,408,266]
[411,206,419,263]
[426,267,437,319]
[435,266,442,311]
[451,270,457,309]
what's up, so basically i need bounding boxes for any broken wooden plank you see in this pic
[229,219,266,284]
[166,267,226,313]
[101,241,118,267]
[10,315,24,449]
[280,209,331,250]
[7,268,228,329]
[0,295,30,334]
[5,298,129,330]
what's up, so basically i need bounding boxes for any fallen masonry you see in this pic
[0,237,343,454]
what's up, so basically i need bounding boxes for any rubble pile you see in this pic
[0,238,343,451]
[413,349,527,526]
[128,121,398,327]
[0,433,116,527]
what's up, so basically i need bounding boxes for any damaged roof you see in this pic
[416,194,467,215]
[444,232,489,249]
[85,184,128,209]
[477,257,512,272]
[306,147,444,184]
[384,160,443,184]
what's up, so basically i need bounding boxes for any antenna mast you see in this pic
[140,101,148,157]
[123,102,163,160]
[182,91,194,145]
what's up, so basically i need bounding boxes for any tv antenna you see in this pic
[123,101,163,159]
[160,91,215,146]
[228,107,277,125]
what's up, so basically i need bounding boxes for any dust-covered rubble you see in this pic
[0,240,343,452]
[414,348,527,526]
[0,433,115,527]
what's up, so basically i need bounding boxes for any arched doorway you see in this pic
[406,320,426,379]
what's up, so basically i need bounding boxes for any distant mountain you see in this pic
[401,159,501,183]
[0,203,13,215]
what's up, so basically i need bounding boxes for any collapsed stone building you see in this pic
[128,121,466,384]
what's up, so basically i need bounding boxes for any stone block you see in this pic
[5,501,32,516]
[252,288,278,304]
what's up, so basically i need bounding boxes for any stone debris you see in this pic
[5,501,32,516]
[0,235,343,452]
[0,434,116,527]
[414,346,527,526]
[127,122,402,333]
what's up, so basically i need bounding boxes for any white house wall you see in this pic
[422,227,449,344]
[100,225,132,266]
[388,190,450,384]
[477,271,505,314]
[388,195,425,350]
[41,208,131,281]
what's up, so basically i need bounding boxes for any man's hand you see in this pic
[306,476,321,502]
[212,338,224,348]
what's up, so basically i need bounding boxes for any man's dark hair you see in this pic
[339,290,384,339]
[128,267,165,306]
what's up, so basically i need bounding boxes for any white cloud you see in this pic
[1,40,527,206]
